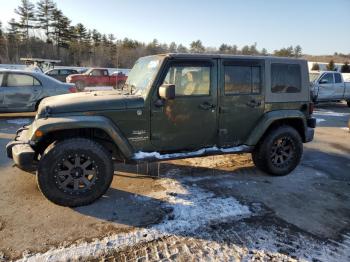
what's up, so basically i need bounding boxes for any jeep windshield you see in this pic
[125,56,163,97]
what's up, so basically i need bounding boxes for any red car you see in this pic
[66,68,127,91]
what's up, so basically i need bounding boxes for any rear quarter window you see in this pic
[271,63,301,93]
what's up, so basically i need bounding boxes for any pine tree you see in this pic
[326,60,336,71]
[91,29,101,46]
[241,45,250,55]
[261,48,268,56]
[311,63,320,71]
[51,9,71,56]
[0,21,8,63]
[219,44,230,53]
[169,42,177,53]
[341,62,350,73]
[14,0,36,40]
[36,0,56,42]
[177,44,187,53]
[249,43,258,55]
[190,40,205,53]
[76,23,88,43]
[294,45,302,58]
[7,19,21,62]
[274,46,294,57]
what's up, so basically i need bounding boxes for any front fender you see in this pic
[245,110,307,146]
[29,115,134,158]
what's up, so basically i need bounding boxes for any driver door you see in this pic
[150,60,218,152]
[317,73,335,100]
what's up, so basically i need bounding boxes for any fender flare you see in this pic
[245,110,307,146]
[30,115,134,158]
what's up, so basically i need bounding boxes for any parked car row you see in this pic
[0,70,77,112]
[45,68,79,82]
[45,67,128,91]
[310,71,350,107]
[66,68,127,91]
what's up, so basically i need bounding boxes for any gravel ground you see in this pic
[0,102,349,261]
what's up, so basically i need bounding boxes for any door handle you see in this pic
[246,99,261,108]
[199,102,216,110]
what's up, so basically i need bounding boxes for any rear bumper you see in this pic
[305,127,315,143]
[6,128,36,172]
[307,118,316,128]
[305,117,316,143]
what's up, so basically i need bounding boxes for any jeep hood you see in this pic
[37,91,144,115]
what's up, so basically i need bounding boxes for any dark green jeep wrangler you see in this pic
[6,54,316,207]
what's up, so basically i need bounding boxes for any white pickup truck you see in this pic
[310,71,350,107]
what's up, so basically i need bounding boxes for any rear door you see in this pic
[218,59,265,146]
[2,73,42,111]
[150,59,218,151]
[317,73,335,100]
[334,73,345,99]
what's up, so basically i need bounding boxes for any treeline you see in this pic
[0,0,310,68]
[311,60,350,73]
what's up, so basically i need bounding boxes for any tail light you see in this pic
[69,86,77,93]
[309,102,314,115]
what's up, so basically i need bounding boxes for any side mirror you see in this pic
[159,84,175,100]
[319,79,328,84]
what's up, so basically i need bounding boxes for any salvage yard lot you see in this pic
[0,103,349,261]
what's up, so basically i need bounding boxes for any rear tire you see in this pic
[252,126,303,176]
[37,138,114,207]
[117,81,125,89]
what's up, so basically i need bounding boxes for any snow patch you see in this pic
[6,118,31,125]
[314,109,349,117]
[20,169,250,262]
[154,177,250,233]
[316,118,325,124]
[133,146,249,160]
[84,86,115,91]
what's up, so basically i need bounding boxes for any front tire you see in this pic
[252,126,303,176]
[75,81,85,91]
[37,138,114,207]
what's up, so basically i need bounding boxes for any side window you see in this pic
[319,73,334,84]
[0,73,4,86]
[7,74,40,87]
[334,73,342,84]
[91,70,102,76]
[48,69,58,76]
[271,63,301,93]
[60,69,70,75]
[163,65,210,96]
[103,70,108,76]
[224,65,261,94]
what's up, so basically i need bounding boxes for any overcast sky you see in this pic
[0,0,349,55]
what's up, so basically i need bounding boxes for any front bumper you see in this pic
[6,127,36,172]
